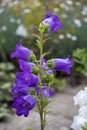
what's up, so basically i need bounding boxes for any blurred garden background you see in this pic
[0,0,87,129]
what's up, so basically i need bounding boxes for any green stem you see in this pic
[40,100,44,130]
[39,33,45,130]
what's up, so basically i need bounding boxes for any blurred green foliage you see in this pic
[0,0,87,61]
[72,48,87,77]
[0,62,15,119]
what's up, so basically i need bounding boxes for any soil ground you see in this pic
[0,85,83,130]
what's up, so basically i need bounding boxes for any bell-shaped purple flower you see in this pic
[12,95,36,117]
[11,85,29,96]
[18,59,35,72]
[11,40,31,61]
[53,55,73,75]
[35,85,54,98]
[15,72,39,87]
[42,13,62,33]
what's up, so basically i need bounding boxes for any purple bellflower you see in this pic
[53,55,73,75]
[18,59,35,72]
[42,13,62,33]
[11,40,31,61]
[35,87,54,98]
[12,95,36,117]
[15,72,39,87]
[11,85,29,96]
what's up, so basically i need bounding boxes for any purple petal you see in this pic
[15,72,39,87]
[18,59,35,72]
[11,40,31,61]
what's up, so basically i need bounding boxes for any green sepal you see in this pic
[42,74,54,84]
[29,51,36,62]
[32,66,39,75]
[47,59,54,68]
[38,23,49,34]
[29,88,35,95]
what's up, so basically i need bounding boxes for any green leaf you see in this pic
[43,37,52,44]
[42,52,50,58]
[32,34,41,39]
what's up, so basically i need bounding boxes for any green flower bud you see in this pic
[43,74,54,83]
[47,60,54,68]
[29,51,36,62]
[32,66,39,75]
[29,88,35,95]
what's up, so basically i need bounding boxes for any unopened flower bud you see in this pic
[29,51,36,62]
[47,60,54,68]
[43,74,53,83]
[29,88,35,95]
[32,66,39,75]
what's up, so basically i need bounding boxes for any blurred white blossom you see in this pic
[66,33,72,38]
[83,17,87,23]
[62,14,68,18]
[1,26,7,31]
[0,9,4,14]
[79,105,87,118]
[71,115,87,130]
[71,36,77,41]
[15,25,28,37]
[10,17,16,23]
[82,6,87,15]
[53,8,59,12]
[75,2,81,6]
[16,19,21,24]
[60,3,69,11]
[73,19,82,27]
[23,9,30,14]
[58,34,65,40]
[73,87,87,107]
[66,0,73,5]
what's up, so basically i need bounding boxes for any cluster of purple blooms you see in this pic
[11,14,73,117]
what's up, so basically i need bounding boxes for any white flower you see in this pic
[62,14,68,18]
[16,19,21,24]
[1,25,7,31]
[15,25,28,37]
[82,6,87,15]
[58,34,65,40]
[66,33,72,38]
[23,9,30,14]
[83,17,87,23]
[53,8,59,12]
[79,105,87,118]
[75,2,81,6]
[73,19,82,27]
[66,0,73,5]
[10,17,16,23]
[71,36,77,41]
[71,115,87,130]
[60,3,69,11]
[73,87,87,107]
[0,9,4,14]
